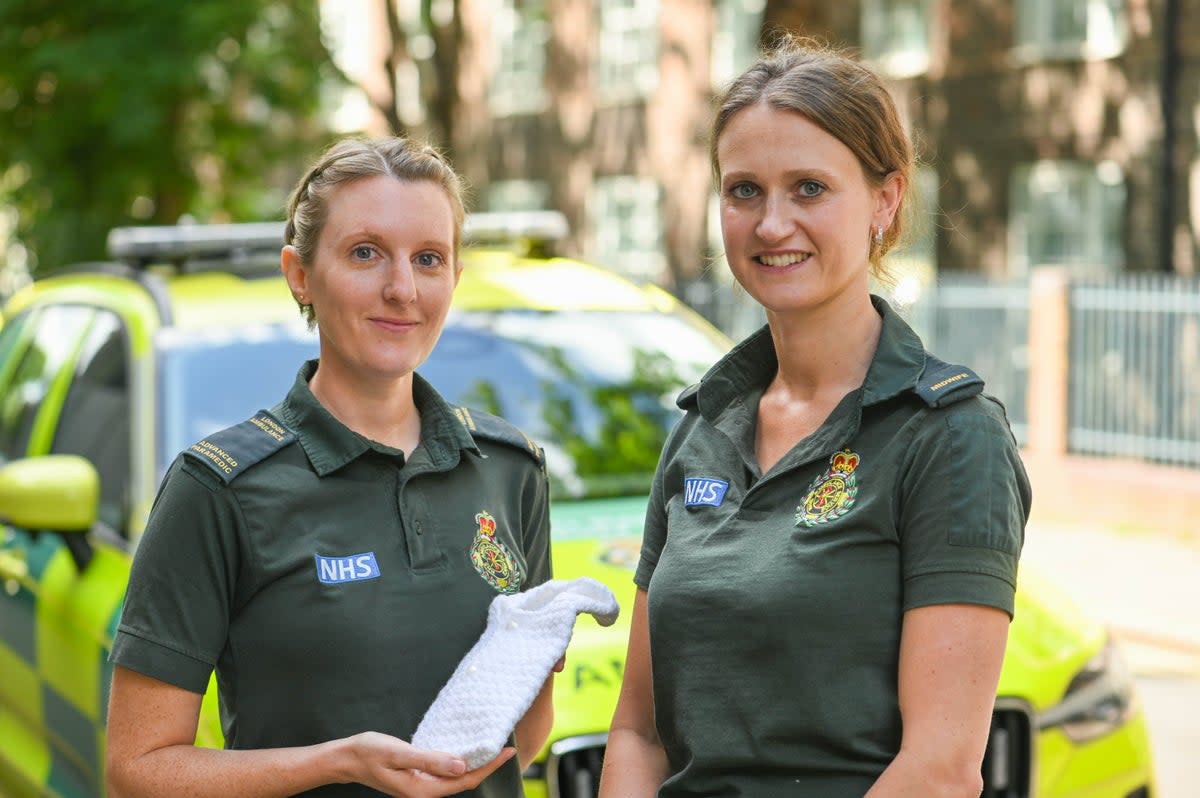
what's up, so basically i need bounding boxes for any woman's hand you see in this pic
[106,666,513,798]
[343,733,514,797]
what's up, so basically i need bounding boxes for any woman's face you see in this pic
[716,102,901,316]
[283,175,461,386]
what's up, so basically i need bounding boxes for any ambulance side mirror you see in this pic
[0,455,100,570]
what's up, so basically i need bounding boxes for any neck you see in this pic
[309,363,422,456]
[765,292,882,400]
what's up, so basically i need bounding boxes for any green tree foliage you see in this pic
[0,1,340,274]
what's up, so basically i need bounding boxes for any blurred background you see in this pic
[7,0,1196,531]
[1,0,1198,793]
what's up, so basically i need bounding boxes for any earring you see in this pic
[872,227,884,250]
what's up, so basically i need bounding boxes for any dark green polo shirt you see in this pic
[113,361,551,797]
[635,296,1031,797]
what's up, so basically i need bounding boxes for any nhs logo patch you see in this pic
[683,477,729,507]
[315,552,381,584]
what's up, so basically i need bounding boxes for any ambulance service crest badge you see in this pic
[794,448,861,527]
[469,511,522,594]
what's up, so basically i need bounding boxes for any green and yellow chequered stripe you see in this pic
[0,530,127,797]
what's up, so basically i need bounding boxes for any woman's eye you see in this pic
[798,181,824,198]
[352,245,375,260]
[416,252,444,268]
[729,183,757,199]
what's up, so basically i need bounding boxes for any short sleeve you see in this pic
[898,398,1032,616]
[110,458,244,693]
[634,432,675,591]
[521,467,553,589]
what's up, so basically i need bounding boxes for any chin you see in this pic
[358,354,428,381]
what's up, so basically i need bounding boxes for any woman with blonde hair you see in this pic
[107,137,554,797]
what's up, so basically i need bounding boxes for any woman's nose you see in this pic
[383,261,417,304]
[755,194,794,243]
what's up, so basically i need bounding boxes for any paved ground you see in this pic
[1134,677,1200,798]
[1023,520,1200,676]
[1022,520,1200,798]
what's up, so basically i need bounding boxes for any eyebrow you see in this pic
[722,167,840,185]
[331,229,453,250]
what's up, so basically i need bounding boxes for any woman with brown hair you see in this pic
[600,38,1030,798]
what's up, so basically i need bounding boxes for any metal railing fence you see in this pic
[905,277,1031,445]
[686,270,1199,468]
[1068,274,1200,467]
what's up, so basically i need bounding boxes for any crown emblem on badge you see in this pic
[795,448,861,527]
[469,510,522,594]
[830,450,860,474]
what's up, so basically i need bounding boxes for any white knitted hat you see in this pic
[411,577,620,768]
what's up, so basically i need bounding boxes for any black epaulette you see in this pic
[453,406,545,469]
[183,410,296,484]
[915,353,985,408]
[676,382,700,409]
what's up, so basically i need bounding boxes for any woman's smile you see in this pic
[756,251,812,269]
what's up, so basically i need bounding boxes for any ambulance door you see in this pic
[0,303,101,796]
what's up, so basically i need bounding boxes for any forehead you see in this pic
[717,103,861,176]
[319,174,458,246]
[328,175,452,215]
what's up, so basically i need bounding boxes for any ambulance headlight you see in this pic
[1038,635,1136,744]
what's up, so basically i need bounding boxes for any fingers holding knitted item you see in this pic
[361,741,515,798]
[492,576,620,627]
[339,731,517,796]
[411,577,620,768]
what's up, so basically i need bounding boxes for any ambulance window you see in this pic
[0,305,95,461]
[53,310,131,534]
[0,311,35,403]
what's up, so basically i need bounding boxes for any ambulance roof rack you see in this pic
[107,222,285,272]
[106,210,569,272]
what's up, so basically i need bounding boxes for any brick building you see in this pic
[767,0,1200,281]
[329,0,1200,294]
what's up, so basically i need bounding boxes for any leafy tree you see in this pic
[0,0,341,274]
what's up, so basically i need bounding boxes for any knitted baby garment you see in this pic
[411,576,620,768]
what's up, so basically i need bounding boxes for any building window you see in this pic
[712,0,765,88]
[489,0,548,115]
[1014,0,1127,61]
[1009,161,1125,276]
[589,176,664,282]
[861,0,931,78]
[484,179,551,212]
[595,0,659,103]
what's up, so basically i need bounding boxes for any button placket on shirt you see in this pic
[394,473,441,571]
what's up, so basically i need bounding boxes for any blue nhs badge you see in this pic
[683,477,729,507]
[315,552,381,584]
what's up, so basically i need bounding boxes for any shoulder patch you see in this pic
[183,410,296,484]
[676,382,700,409]
[454,406,545,469]
[915,353,985,408]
